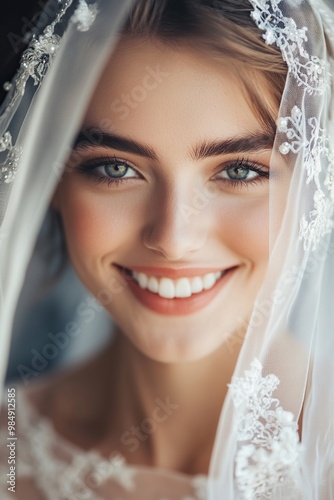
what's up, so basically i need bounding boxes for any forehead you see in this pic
[83,37,272,154]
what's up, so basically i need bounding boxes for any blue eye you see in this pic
[222,165,259,181]
[95,160,137,179]
[215,159,269,187]
[76,156,140,185]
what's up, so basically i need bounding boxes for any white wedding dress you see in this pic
[0,385,208,500]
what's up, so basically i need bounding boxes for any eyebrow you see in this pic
[73,127,274,161]
[74,128,158,160]
[192,132,274,159]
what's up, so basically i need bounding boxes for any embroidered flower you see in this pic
[72,0,98,32]
[1,1,75,121]
[2,0,97,110]
[277,106,334,250]
[0,132,22,184]
[229,359,302,499]
[249,0,330,95]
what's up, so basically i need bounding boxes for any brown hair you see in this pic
[122,0,287,133]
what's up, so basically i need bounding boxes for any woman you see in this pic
[0,0,333,498]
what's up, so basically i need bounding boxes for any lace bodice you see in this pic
[0,387,207,500]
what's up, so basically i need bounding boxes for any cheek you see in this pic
[57,182,141,262]
[215,196,269,263]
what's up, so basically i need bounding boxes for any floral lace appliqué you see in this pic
[2,0,98,104]
[2,0,74,120]
[72,0,98,32]
[9,387,207,500]
[0,132,22,184]
[249,0,330,95]
[229,358,302,499]
[277,106,334,250]
[0,0,98,186]
[249,0,334,251]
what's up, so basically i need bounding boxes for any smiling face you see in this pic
[53,37,279,362]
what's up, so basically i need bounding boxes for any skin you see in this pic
[47,37,284,474]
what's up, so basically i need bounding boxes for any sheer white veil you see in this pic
[0,0,134,396]
[0,0,334,498]
[209,1,334,497]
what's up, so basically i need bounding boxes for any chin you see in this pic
[113,313,233,364]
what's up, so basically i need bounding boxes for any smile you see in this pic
[115,265,238,316]
[131,270,223,298]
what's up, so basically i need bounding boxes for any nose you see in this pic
[142,183,209,260]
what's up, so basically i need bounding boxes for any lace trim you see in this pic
[0,0,97,185]
[2,0,98,105]
[0,132,22,184]
[72,0,98,32]
[2,0,74,118]
[229,358,302,499]
[249,0,330,95]
[10,388,207,500]
[277,106,334,250]
[30,425,206,500]
[249,0,334,251]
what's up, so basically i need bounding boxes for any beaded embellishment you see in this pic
[249,0,330,95]
[249,0,333,251]
[2,0,74,119]
[0,0,97,185]
[0,132,22,184]
[277,106,334,250]
[72,0,98,32]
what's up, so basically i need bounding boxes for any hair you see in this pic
[122,0,288,134]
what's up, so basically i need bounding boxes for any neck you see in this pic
[105,328,241,475]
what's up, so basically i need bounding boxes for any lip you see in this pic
[114,264,238,316]
[114,264,235,279]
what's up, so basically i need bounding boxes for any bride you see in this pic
[0,0,333,498]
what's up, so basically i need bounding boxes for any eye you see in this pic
[75,156,141,185]
[221,165,259,181]
[214,159,269,187]
[94,158,138,179]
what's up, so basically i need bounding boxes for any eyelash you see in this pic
[76,156,140,187]
[75,155,269,189]
[213,158,269,189]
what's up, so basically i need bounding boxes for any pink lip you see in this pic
[114,265,238,316]
[114,264,235,279]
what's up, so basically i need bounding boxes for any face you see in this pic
[53,37,277,362]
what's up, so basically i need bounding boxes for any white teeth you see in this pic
[147,276,159,293]
[137,272,148,289]
[159,278,175,299]
[131,270,224,299]
[203,272,216,290]
[190,276,204,294]
[175,278,192,298]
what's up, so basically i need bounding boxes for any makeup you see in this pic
[115,265,238,315]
